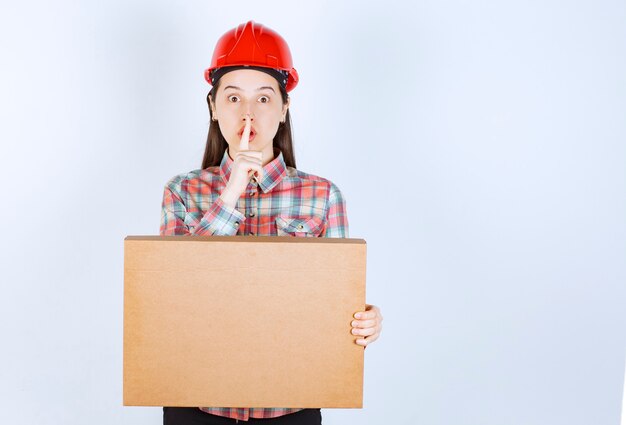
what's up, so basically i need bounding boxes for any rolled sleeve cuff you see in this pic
[191,196,245,236]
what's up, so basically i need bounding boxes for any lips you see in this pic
[238,126,256,139]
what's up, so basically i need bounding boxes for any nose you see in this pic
[241,100,256,120]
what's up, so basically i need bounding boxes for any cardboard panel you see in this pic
[123,235,366,408]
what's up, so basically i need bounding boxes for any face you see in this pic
[209,69,290,163]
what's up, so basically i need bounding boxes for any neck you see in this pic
[261,146,275,166]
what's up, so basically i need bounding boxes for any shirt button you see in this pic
[234,221,240,226]
[250,192,256,196]
[298,225,304,230]
[250,231,254,235]
[248,212,255,217]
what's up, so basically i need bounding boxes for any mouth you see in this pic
[238,126,256,141]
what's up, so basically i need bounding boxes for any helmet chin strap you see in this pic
[210,65,289,92]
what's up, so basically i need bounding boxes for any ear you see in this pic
[281,97,291,122]
[208,96,217,119]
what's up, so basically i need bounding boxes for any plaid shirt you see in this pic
[159,148,349,421]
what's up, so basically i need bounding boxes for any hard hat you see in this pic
[204,20,299,92]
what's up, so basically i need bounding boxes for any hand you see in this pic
[351,304,383,348]
[219,115,264,208]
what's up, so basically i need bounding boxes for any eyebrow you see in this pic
[223,85,276,93]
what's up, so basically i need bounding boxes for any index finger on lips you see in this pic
[239,114,251,151]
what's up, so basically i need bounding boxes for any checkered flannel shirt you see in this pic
[159,148,349,421]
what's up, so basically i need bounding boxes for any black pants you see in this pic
[163,407,322,424]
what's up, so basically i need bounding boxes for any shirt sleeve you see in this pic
[159,183,245,236]
[322,183,349,238]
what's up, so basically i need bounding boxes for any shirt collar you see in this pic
[219,147,287,193]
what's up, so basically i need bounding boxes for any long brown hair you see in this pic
[201,78,297,169]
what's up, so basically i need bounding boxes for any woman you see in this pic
[160,20,383,424]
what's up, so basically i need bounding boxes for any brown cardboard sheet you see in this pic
[123,235,366,408]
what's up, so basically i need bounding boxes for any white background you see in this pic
[1,1,625,424]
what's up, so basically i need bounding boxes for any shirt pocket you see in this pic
[275,215,325,237]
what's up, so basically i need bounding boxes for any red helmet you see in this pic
[204,20,299,92]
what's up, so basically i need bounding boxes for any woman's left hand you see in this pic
[351,304,383,348]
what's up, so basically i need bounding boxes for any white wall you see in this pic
[1,1,625,424]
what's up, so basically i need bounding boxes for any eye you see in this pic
[228,95,239,102]
[258,96,269,103]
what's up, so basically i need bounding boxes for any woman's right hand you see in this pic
[219,115,264,208]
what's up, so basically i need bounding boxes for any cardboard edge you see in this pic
[124,235,367,244]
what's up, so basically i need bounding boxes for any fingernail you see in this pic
[356,313,362,319]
